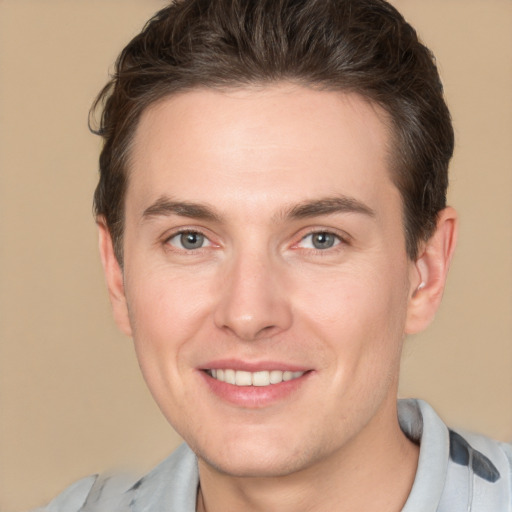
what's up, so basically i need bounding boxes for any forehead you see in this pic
[126,84,396,216]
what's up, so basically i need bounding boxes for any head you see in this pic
[94,0,457,482]
[92,0,454,266]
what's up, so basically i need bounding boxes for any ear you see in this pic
[405,207,458,334]
[97,218,132,337]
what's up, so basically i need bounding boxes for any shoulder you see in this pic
[399,399,512,512]
[31,475,97,512]
[35,444,199,512]
[452,428,512,489]
[442,428,512,512]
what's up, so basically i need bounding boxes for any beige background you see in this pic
[0,1,510,510]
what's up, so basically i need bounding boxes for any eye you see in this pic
[167,231,211,250]
[298,231,341,250]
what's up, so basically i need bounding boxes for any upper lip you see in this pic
[200,359,311,373]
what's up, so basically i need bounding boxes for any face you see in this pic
[107,85,424,477]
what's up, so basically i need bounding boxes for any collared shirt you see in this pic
[39,399,512,512]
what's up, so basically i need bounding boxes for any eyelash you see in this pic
[293,230,349,253]
[163,227,350,255]
[165,229,213,252]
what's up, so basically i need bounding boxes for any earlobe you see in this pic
[405,207,458,334]
[97,219,133,337]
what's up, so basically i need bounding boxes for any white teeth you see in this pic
[208,369,305,386]
[224,368,236,384]
[269,370,283,384]
[252,371,270,387]
[235,370,252,386]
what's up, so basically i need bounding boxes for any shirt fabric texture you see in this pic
[38,399,512,511]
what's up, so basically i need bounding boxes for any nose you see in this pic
[213,250,293,341]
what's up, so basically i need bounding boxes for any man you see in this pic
[41,0,511,510]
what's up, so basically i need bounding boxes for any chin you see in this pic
[193,433,322,478]
[201,452,306,478]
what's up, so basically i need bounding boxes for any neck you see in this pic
[196,399,419,512]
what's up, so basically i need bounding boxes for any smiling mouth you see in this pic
[206,369,306,387]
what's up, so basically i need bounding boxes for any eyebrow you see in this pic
[141,194,375,223]
[284,196,375,220]
[142,197,221,222]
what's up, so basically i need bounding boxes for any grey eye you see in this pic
[168,231,210,250]
[181,232,204,249]
[298,232,340,250]
[311,232,337,249]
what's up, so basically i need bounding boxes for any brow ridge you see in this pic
[284,196,375,220]
[141,195,374,224]
[142,197,221,222]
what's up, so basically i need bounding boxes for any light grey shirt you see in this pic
[38,399,512,511]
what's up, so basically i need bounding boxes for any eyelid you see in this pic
[164,228,217,251]
[291,227,352,250]
[298,232,340,249]
[161,226,350,253]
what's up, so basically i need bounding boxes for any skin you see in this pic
[99,84,457,512]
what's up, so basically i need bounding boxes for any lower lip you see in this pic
[200,371,311,408]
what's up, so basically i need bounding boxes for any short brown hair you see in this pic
[91,0,454,264]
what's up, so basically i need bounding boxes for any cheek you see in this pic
[294,258,410,366]
[298,258,406,321]
[123,270,217,431]
[123,267,215,391]
[127,266,212,338]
